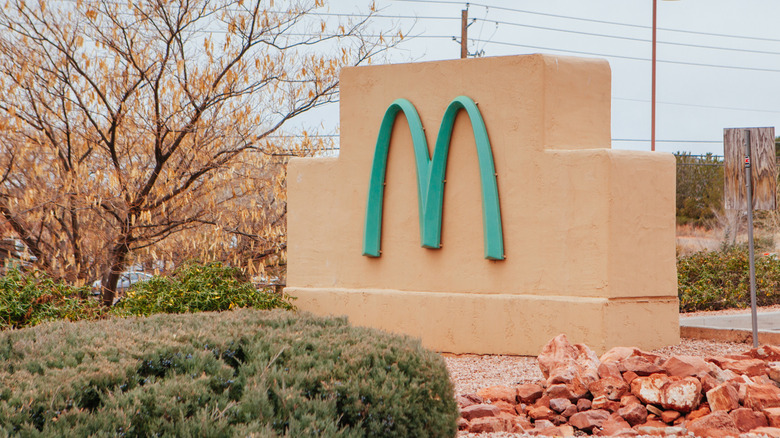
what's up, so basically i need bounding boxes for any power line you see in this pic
[614,139,723,144]
[474,18,780,57]
[390,0,780,43]
[470,37,780,73]
[614,97,780,114]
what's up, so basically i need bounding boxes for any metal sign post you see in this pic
[724,126,776,348]
[743,130,759,348]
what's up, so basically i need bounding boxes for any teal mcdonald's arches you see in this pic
[362,96,505,260]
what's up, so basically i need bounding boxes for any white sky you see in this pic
[301,0,780,156]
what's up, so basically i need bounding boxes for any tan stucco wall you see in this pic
[286,54,679,355]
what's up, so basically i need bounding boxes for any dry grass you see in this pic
[675,224,722,256]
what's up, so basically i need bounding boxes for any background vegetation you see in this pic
[0,262,294,330]
[0,0,398,306]
[675,152,724,228]
[115,262,295,316]
[678,248,780,312]
[0,309,457,437]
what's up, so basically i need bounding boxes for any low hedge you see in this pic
[0,309,457,437]
[0,269,105,330]
[115,262,295,316]
[678,248,780,312]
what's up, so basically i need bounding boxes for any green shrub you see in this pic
[0,269,105,330]
[675,152,723,227]
[0,310,457,437]
[678,248,780,312]
[114,262,295,316]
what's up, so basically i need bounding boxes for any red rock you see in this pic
[754,374,776,386]
[706,382,740,412]
[456,417,469,430]
[592,395,621,412]
[498,412,530,433]
[630,373,668,405]
[477,385,517,404]
[537,334,599,398]
[533,419,555,430]
[528,405,555,421]
[737,382,748,404]
[745,384,780,411]
[622,370,639,385]
[600,346,639,364]
[601,412,637,436]
[765,407,780,427]
[687,404,711,422]
[532,393,549,406]
[561,404,578,418]
[576,398,592,412]
[546,383,577,400]
[515,404,526,416]
[550,414,568,426]
[686,410,740,438]
[469,416,506,433]
[599,361,623,380]
[569,409,610,432]
[707,356,769,377]
[617,403,647,426]
[768,362,780,384]
[456,395,477,409]
[725,353,753,360]
[750,427,780,437]
[707,361,739,383]
[516,383,544,404]
[515,414,533,431]
[535,395,552,409]
[460,403,501,421]
[730,407,767,432]
[549,397,573,414]
[533,425,564,436]
[660,410,681,424]
[590,376,629,401]
[600,347,663,365]
[556,424,576,436]
[632,419,668,435]
[621,356,664,376]
[646,404,663,417]
[491,400,517,415]
[700,373,720,393]
[662,355,710,378]
[660,376,702,412]
[620,394,641,406]
[746,345,780,362]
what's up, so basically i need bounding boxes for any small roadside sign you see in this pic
[723,126,776,348]
[724,127,776,211]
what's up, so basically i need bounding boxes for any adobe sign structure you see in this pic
[286,54,679,355]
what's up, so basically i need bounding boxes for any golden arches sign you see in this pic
[362,96,505,261]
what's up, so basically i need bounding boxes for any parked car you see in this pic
[0,238,37,273]
[92,271,153,294]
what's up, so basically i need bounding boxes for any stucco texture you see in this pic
[285,54,679,355]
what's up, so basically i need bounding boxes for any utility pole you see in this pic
[461,9,468,59]
[651,0,657,152]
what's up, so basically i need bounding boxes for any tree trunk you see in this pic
[102,241,130,307]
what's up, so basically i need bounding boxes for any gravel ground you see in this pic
[444,307,775,437]
[443,338,747,398]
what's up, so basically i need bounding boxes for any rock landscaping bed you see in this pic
[449,335,780,437]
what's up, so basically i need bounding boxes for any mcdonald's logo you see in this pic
[362,96,505,260]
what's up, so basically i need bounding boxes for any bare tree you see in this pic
[0,0,394,305]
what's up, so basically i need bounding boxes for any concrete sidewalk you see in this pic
[680,310,780,344]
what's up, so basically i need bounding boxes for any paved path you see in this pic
[680,310,780,343]
[681,310,780,333]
